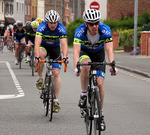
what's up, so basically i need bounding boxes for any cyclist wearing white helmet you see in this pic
[34,10,68,113]
[25,21,39,62]
[73,9,117,131]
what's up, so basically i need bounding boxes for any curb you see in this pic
[116,64,150,78]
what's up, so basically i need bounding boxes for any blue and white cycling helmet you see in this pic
[45,10,60,23]
[83,9,101,23]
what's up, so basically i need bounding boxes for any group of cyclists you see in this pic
[0,18,42,64]
[0,9,117,131]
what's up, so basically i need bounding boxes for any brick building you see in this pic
[107,0,150,20]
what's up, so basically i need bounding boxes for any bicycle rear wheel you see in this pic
[93,87,101,135]
[48,76,54,121]
[0,41,4,53]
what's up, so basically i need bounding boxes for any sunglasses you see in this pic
[87,22,99,26]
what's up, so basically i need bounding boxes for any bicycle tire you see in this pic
[48,76,54,121]
[18,47,22,69]
[43,74,49,116]
[93,87,101,135]
[1,41,3,53]
[85,103,92,135]
[31,48,34,76]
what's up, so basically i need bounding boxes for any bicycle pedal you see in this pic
[80,108,86,118]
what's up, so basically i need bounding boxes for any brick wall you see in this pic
[107,0,150,20]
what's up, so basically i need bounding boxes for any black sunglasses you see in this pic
[87,22,99,26]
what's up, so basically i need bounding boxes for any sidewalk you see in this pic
[114,51,150,78]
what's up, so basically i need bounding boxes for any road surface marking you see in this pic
[0,61,25,100]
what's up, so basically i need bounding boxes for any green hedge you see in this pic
[66,18,84,47]
[118,27,142,47]
[103,12,150,31]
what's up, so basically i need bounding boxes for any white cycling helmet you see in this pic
[45,10,60,23]
[0,24,4,27]
[9,24,13,30]
[83,9,101,23]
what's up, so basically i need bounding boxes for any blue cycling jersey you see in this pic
[74,23,113,53]
[36,21,67,47]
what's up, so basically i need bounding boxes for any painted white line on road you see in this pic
[0,61,25,100]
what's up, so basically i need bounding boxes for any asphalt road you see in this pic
[0,47,150,135]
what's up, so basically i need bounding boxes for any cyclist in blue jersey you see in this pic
[35,10,68,113]
[73,9,117,131]
[14,21,26,65]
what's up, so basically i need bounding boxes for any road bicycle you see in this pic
[26,44,35,76]
[36,56,67,121]
[18,43,26,69]
[77,61,115,135]
[0,36,4,53]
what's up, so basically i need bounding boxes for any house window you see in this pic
[10,4,13,15]
[28,5,30,15]
[25,4,27,15]
[5,3,9,15]
[2,2,4,12]
[17,2,18,12]
[22,3,24,13]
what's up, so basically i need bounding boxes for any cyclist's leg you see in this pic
[26,41,32,61]
[79,52,91,92]
[78,52,91,108]
[38,47,46,77]
[15,39,19,64]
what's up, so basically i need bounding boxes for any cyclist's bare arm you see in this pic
[73,43,81,68]
[104,41,117,75]
[60,38,68,58]
[104,41,114,63]
[35,36,42,58]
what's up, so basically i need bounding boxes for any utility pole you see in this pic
[55,0,56,10]
[78,0,80,18]
[134,0,138,55]
[73,0,75,20]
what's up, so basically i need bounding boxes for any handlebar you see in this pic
[35,59,67,72]
[77,61,116,73]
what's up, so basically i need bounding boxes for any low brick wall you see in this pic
[112,32,119,49]
[141,31,150,56]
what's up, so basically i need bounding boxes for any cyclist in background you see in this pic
[35,18,43,25]
[24,21,32,63]
[34,10,68,113]
[14,21,26,65]
[26,21,39,61]
[0,24,6,49]
[6,24,13,50]
[73,9,117,131]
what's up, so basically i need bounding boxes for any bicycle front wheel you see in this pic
[93,87,101,135]
[31,49,34,76]
[43,74,49,116]
[18,47,22,69]
[48,76,54,121]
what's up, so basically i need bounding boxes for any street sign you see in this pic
[90,1,100,10]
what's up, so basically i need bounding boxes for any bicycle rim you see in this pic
[18,48,22,69]
[31,51,34,76]
[85,105,92,135]
[93,88,101,135]
[48,76,54,121]
[43,74,49,116]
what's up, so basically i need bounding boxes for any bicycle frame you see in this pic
[77,61,115,135]
[36,56,67,121]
